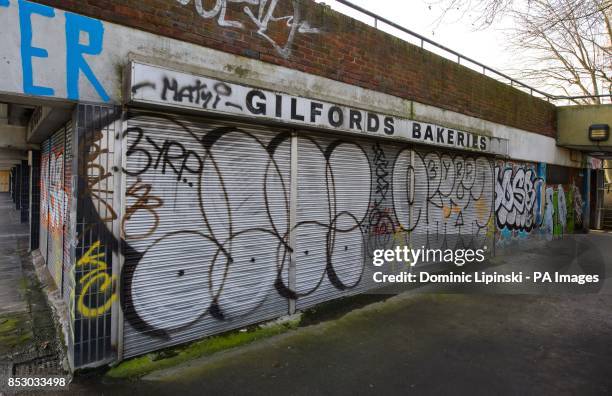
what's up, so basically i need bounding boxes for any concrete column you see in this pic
[594,169,603,230]
[29,150,41,250]
[14,165,20,210]
[583,168,591,232]
[20,160,29,224]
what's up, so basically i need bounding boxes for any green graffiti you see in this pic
[553,189,561,237]
[567,186,575,233]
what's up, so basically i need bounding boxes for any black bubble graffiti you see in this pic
[80,110,495,342]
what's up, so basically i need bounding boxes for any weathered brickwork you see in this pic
[33,0,556,136]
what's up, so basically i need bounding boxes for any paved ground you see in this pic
[66,233,612,396]
[0,192,29,316]
[0,192,65,393]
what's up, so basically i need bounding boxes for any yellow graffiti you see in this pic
[76,241,117,318]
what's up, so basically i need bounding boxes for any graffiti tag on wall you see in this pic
[176,0,320,58]
[114,113,493,341]
[495,161,584,242]
[494,165,544,232]
[76,241,117,318]
[0,0,109,101]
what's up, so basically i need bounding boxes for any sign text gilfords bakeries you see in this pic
[129,62,504,154]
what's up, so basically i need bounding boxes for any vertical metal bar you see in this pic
[288,131,298,315]
[114,106,127,362]
[83,104,89,366]
[94,107,101,364]
[490,158,496,258]
[583,167,591,232]
[68,105,79,371]
[408,149,414,271]
[59,126,66,298]
[595,169,603,230]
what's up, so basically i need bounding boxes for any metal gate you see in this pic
[121,112,495,357]
[62,122,73,300]
[40,139,50,264]
[42,126,67,288]
[38,124,72,294]
[295,133,495,309]
[294,133,373,309]
[122,112,292,357]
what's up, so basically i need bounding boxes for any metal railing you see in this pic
[325,0,612,104]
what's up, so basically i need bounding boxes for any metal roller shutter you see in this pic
[294,133,374,310]
[63,122,73,301]
[121,112,495,357]
[47,127,66,288]
[40,138,50,264]
[295,135,494,309]
[409,150,494,255]
[122,111,292,358]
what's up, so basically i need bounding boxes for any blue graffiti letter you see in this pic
[1,1,9,8]
[65,12,109,101]
[19,0,55,96]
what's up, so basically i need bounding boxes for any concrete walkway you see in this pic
[0,192,29,315]
[0,192,65,391]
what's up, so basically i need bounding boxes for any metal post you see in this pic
[595,169,604,230]
[408,150,414,272]
[583,167,591,232]
[114,106,127,362]
[288,131,298,315]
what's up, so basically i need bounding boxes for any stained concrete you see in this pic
[0,192,29,315]
[0,192,66,393]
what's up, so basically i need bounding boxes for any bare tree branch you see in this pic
[429,0,612,103]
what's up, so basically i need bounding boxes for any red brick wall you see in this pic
[35,0,557,136]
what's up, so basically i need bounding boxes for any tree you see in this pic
[431,0,612,104]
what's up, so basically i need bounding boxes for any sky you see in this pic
[314,0,520,80]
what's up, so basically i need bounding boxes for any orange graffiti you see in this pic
[122,178,163,240]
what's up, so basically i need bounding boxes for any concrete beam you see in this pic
[557,104,612,151]
[0,147,27,170]
[0,104,7,124]
[27,106,73,144]
[0,124,29,150]
[0,148,27,160]
[8,103,34,126]
[0,93,74,109]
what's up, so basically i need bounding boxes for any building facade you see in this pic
[0,0,601,369]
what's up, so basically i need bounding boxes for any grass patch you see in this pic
[0,314,33,353]
[0,332,33,348]
[105,318,300,380]
[18,277,29,292]
[0,317,19,334]
[300,294,391,327]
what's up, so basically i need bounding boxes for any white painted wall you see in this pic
[0,0,579,167]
